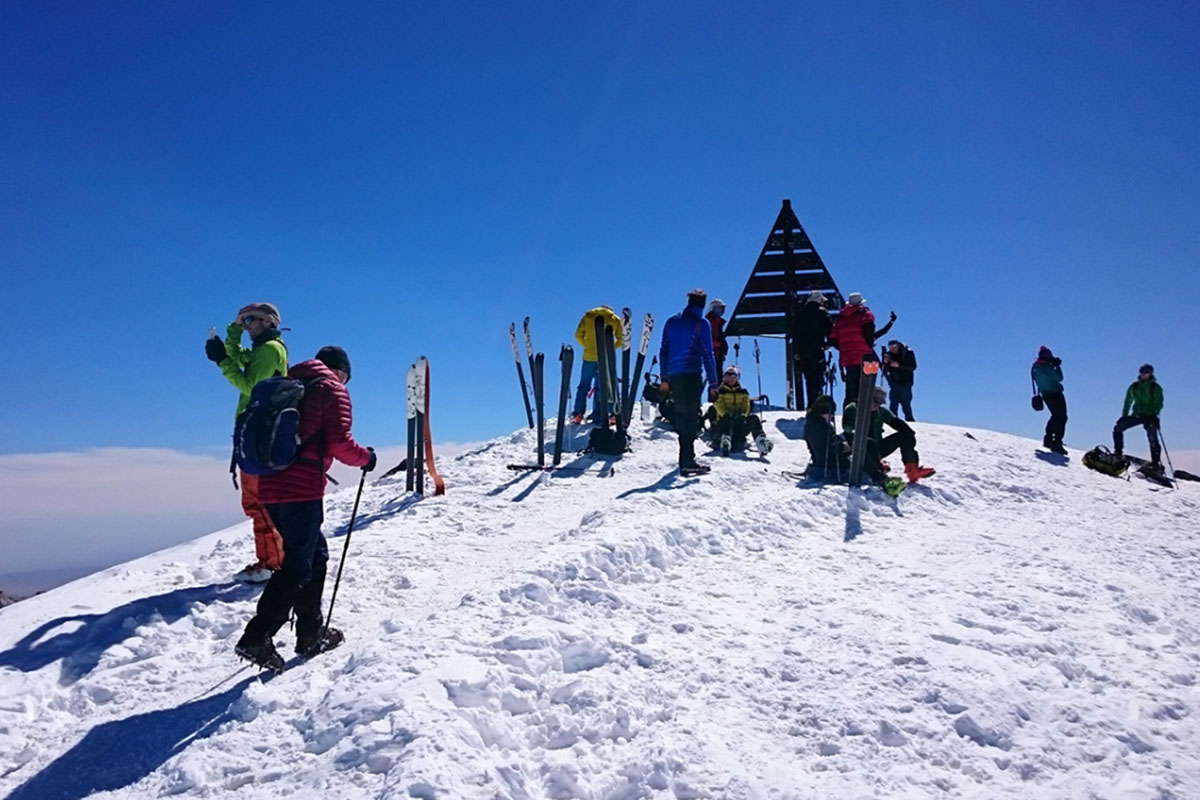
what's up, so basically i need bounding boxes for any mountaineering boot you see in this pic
[882,476,907,498]
[905,462,936,483]
[754,434,773,456]
[235,635,285,673]
[719,434,732,456]
[1050,440,1068,455]
[235,563,274,584]
[680,460,711,477]
[1043,434,1054,449]
[296,626,345,657]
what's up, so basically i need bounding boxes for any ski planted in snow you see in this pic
[624,313,654,427]
[593,314,611,431]
[406,360,422,493]
[419,357,445,495]
[534,351,546,468]
[620,307,632,418]
[523,317,539,405]
[847,356,880,486]
[603,322,625,437]
[510,323,534,429]
[554,344,574,465]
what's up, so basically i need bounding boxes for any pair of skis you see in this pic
[508,317,575,471]
[405,357,445,495]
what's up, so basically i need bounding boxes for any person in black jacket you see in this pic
[881,340,917,421]
[791,291,833,411]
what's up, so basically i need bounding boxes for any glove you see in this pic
[205,336,227,363]
[889,311,897,323]
[660,380,670,395]
[363,447,377,473]
[708,386,718,402]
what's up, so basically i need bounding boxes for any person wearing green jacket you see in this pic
[1112,363,1164,469]
[205,302,289,582]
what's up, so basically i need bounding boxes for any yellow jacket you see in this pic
[714,382,751,419]
[574,307,624,361]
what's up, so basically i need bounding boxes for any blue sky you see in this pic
[3,0,1198,465]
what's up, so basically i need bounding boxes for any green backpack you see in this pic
[1082,446,1129,477]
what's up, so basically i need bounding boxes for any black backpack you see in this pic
[1082,446,1129,478]
[587,427,630,456]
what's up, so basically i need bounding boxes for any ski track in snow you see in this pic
[1,414,1198,800]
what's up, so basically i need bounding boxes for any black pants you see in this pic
[714,413,765,444]
[669,372,703,467]
[872,429,919,466]
[795,354,826,410]
[842,366,861,409]
[1042,390,1067,445]
[242,499,329,644]
[1113,415,1160,464]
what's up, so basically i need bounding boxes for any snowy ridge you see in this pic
[1,413,1198,800]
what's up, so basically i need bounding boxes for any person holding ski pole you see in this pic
[571,306,624,424]
[235,346,376,672]
[1112,363,1164,470]
[205,302,288,583]
[828,292,895,407]
[659,289,719,475]
[1031,346,1067,454]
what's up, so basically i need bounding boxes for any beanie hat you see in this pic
[847,292,865,306]
[723,364,741,378]
[1139,363,1154,374]
[316,346,351,382]
[810,394,835,415]
[1039,345,1054,358]
[687,289,707,308]
[708,299,725,314]
[806,290,826,305]
[871,386,887,404]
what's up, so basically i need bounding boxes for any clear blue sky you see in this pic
[3,0,1198,458]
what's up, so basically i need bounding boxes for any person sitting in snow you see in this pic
[1112,363,1164,470]
[842,386,936,484]
[235,346,376,672]
[705,365,773,456]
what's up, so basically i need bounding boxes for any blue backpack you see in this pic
[233,376,327,475]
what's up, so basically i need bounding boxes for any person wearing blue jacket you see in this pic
[1031,346,1067,454]
[659,289,719,474]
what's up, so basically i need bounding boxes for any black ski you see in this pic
[847,356,880,486]
[620,307,632,419]
[624,313,654,427]
[534,352,546,468]
[554,345,574,466]
[509,323,534,428]
[604,323,625,437]
[594,315,610,431]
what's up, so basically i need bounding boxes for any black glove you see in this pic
[364,447,377,473]
[708,386,718,402]
[205,336,226,363]
[889,311,897,322]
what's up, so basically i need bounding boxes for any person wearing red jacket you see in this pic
[235,346,376,671]
[828,292,895,407]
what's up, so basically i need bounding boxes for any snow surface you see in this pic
[1,413,1198,800]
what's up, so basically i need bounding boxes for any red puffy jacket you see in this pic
[829,305,875,367]
[259,359,372,503]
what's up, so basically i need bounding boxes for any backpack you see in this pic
[587,427,630,456]
[233,376,327,475]
[1081,445,1129,478]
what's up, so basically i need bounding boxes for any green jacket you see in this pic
[219,323,288,416]
[1122,378,1163,418]
[842,403,899,445]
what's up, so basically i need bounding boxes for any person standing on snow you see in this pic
[828,292,895,407]
[706,299,729,377]
[1112,364,1164,470]
[571,306,624,424]
[205,302,288,583]
[791,291,833,411]
[709,365,773,456]
[882,339,918,422]
[842,386,936,484]
[1031,346,1067,455]
[235,346,376,672]
[660,289,719,475]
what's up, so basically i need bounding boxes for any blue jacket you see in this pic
[1031,359,1063,395]
[659,304,718,384]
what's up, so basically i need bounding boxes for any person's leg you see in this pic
[746,414,764,438]
[672,373,702,467]
[897,385,915,421]
[804,362,824,412]
[888,385,900,416]
[1113,415,1141,455]
[240,500,323,645]
[1044,391,1067,446]
[572,360,598,418]
[240,472,284,570]
[842,367,860,409]
[1144,419,1162,466]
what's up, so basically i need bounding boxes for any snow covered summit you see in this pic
[1,413,1198,800]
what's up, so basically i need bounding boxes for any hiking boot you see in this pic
[235,636,284,673]
[1043,435,1054,449]
[680,461,711,476]
[905,462,936,483]
[1050,442,1068,455]
[235,563,274,584]
[296,626,344,657]
[719,434,732,456]
[754,434,773,456]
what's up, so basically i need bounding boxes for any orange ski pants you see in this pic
[240,471,284,569]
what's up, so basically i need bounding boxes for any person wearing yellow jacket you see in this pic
[571,306,624,423]
[709,365,773,456]
[204,302,288,582]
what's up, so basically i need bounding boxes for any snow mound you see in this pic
[1,413,1198,799]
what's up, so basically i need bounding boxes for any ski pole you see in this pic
[754,339,762,398]
[1157,425,1176,486]
[322,467,367,640]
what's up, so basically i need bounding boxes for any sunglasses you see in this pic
[241,315,261,326]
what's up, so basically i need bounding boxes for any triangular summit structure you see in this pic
[725,199,845,409]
